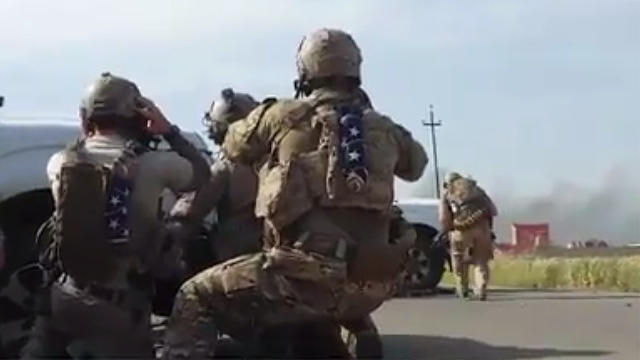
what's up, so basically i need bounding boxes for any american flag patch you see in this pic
[104,174,132,243]
[337,105,368,183]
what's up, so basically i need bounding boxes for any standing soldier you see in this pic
[162,28,427,359]
[21,72,210,358]
[439,172,498,301]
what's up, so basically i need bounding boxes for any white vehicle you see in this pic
[394,197,449,291]
[395,197,440,231]
[0,119,448,290]
[0,120,212,278]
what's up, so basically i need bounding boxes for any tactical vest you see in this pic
[217,159,259,222]
[53,141,145,284]
[447,177,489,230]
[253,97,401,232]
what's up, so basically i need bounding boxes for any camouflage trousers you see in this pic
[20,276,154,359]
[450,219,493,298]
[162,250,394,360]
[0,266,40,358]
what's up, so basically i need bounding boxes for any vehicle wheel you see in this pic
[403,224,446,291]
[0,191,53,281]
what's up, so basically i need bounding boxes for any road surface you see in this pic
[375,289,640,360]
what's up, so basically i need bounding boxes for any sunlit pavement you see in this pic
[376,289,640,360]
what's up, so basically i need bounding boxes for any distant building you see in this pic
[495,223,550,255]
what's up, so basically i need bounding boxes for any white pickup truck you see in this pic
[0,120,447,290]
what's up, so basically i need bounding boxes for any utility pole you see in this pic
[421,104,442,198]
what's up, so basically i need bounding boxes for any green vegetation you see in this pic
[442,255,640,292]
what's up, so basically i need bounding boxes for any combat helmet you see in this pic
[443,172,463,188]
[80,72,141,120]
[202,88,258,144]
[295,28,362,95]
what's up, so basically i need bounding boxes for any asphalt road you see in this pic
[375,289,640,360]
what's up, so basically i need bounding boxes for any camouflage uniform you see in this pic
[162,28,427,359]
[439,173,498,300]
[173,89,262,263]
[21,73,210,358]
[0,239,41,358]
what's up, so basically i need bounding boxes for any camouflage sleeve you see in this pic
[181,161,231,224]
[392,124,428,182]
[222,99,277,164]
[144,152,197,193]
[438,193,454,231]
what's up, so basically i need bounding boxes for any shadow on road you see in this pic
[433,287,640,302]
[489,294,640,302]
[383,334,612,360]
[487,289,640,302]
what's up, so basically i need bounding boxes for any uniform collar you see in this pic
[86,133,129,146]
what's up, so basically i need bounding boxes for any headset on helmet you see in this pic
[202,88,258,144]
[443,172,463,188]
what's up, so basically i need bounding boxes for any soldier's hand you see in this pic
[136,96,172,135]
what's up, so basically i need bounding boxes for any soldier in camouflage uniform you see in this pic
[177,88,386,358]
[170,88,262,263]
[439,172,498,301]
[21,73,210,358]
[162,28,427,359]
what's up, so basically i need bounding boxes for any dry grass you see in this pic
[531,246,640,258]
[442,255,640,292]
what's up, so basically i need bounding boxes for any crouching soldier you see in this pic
[162,28,427,360]
[21,72,210,358]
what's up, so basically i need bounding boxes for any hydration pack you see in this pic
[447,177,488,230]
[53,141,144,283]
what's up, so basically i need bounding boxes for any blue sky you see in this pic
[1,0,638,201]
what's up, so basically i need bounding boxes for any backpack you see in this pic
[53,140,144,283]
[447,177,489,230]
[254,98,370,232]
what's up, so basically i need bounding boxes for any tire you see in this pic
[0,191,53,282]
[403,224,446,291]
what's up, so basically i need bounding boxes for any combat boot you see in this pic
[455,287,470,300]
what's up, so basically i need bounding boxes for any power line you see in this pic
[421,104,442,198]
